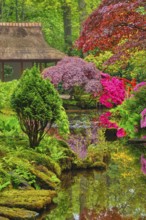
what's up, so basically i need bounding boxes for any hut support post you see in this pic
[2,62,4,82]
[40,63,43,72]
[20,61,24,75]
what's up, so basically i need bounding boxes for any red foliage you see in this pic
[76,0,146,62]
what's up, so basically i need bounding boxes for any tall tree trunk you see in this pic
[62,1,72,55]
[77,0,87,58]
[78,0,87,32]
[0,0,5,20]
[15,0,18,21]
[21,0,26,21]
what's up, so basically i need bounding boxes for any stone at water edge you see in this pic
[0,216,10,220]
[0,206,39,220]
[0,189,57,211]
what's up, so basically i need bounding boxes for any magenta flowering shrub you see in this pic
[98,73,127,138]
[100,73,126,108]
[99,112,118,129]
[42,56,102,94]
[99,112,126,138]
[116,128,126,138]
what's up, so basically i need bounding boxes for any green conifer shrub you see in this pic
[11,66,69,148]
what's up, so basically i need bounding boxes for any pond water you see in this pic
[41,110,146,220]
[45,167,146,220]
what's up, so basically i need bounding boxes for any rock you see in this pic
[30,166,59,189]
[0,216,10,220]
[0,206,38,220]
[91,161,107,170]
[0,189,56,211]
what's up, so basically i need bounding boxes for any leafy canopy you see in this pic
[76,0,146,62]
[110,84,146,138]
[0,80,18,111]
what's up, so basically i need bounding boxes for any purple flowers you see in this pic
[140,155,146,175]
[68,122,98,159]
[68,134,87,159]
[140,108,146,128]
[42,56,102,94]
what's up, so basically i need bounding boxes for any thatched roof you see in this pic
[0,22,66,61]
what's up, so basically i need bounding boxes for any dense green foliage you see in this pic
[0,80,21,138]
[0,80,18,111]
[11,66,69,147]
[0,135,68,190]
[111,85,146,138]
[85,50,146,80]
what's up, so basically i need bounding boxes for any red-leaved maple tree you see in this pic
[76,0,146,63]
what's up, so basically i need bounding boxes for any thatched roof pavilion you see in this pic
[0,22,66,81]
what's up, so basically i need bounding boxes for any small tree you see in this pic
[11,66,69,148]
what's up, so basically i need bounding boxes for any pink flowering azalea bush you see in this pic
[99,80,146,139]
[116,128,126,138]
[100,73,126,108]
[99,111,126,138]
[42,57,102,97]
[98,73,127,138]
[99,112,118,129]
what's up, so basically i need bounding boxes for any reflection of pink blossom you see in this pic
[116,128,126,138]
[140,108,146,128]
[141,155,146,175]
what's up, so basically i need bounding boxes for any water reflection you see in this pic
[43,110,146,220]
[45,162,146,220]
